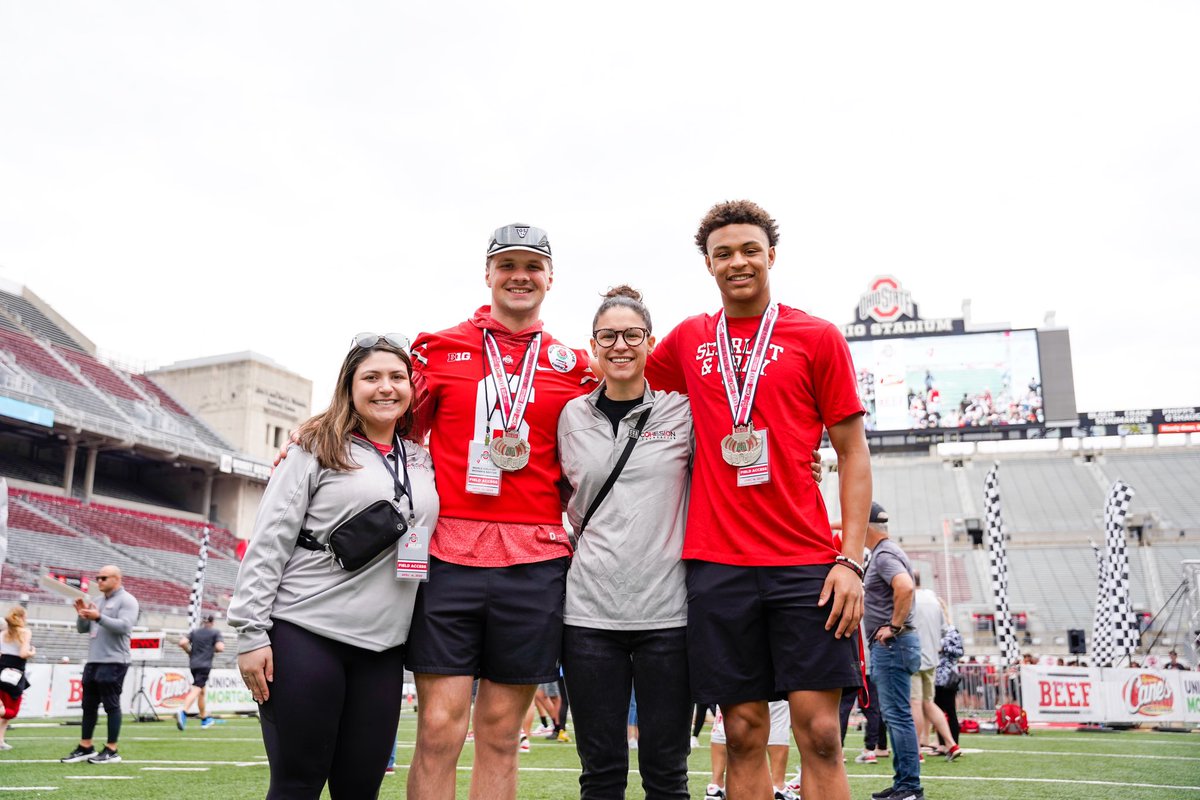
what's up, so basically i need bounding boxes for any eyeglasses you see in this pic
[352,332,411,351]
[593,327,649,348]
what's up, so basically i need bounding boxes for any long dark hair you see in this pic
[296,342,414,471]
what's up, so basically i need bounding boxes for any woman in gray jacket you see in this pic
[229,334,439,800]
[558,286,695,799]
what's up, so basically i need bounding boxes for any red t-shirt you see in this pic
[645,304,864,566]
[411,307,592,565]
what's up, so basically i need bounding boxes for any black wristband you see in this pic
[833,555,865,580]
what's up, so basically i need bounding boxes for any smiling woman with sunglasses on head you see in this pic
[229,333,439,800]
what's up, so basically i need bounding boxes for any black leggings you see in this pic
[934,683,960,745]
[259,620,406,800]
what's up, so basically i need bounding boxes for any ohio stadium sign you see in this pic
[843,276,962,340]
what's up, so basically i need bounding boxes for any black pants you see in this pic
[259,620,405,800]
[81,663,128,745]
[562,625,691,800]
[934,683,960,745]
[838,676,887,750]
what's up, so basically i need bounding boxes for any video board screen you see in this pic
[849,329,1044,433]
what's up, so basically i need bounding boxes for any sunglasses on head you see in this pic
[352,332,411,351]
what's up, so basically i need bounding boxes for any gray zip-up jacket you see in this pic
[558,384,693,630]
[77,586,139,663]
[229,437,439,654]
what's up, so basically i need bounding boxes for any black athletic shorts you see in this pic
[686,561,862,706]
[405,556,568,684]
[190,668,211,688]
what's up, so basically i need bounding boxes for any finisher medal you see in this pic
[489,431,531,471]
[720,423,763,467]
[483,331,541,473]
[714,305,779,470]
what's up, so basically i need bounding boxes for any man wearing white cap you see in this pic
[404,224,593,800]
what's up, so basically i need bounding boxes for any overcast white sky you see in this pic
[1,2,1197,415]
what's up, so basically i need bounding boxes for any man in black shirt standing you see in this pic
[176,615,225,730]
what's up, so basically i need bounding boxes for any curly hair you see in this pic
[694,200,780,254]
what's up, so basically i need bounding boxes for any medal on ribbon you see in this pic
[715,305,779,468]
[483,331,541,472]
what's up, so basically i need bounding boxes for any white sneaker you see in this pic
[775,789,800,800]
[785,769,802,792]
[0,742,12,751]
[691,735,700,747]
[518,734,530,753]
[704,785,726,800]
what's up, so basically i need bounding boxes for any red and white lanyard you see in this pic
[482,331,542,435]
[714,304,779,426]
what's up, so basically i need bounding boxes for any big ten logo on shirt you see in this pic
[693,338,786,377]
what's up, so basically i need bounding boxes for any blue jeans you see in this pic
[869,633,923,793]
[562,625,691,800]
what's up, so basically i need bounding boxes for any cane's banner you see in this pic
[1022,665,1195,723]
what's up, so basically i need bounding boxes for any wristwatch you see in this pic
[888,623,903,635]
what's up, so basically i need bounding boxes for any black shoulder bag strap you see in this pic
[577,407,652,539]
[297,434,411,553]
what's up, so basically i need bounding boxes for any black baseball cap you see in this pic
[869,502,889,524]
[487,223,552,259]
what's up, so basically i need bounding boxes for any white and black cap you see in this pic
[487,223,552,259]
[869,502,889,525]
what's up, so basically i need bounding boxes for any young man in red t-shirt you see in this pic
[645,201,871,800]
[404,224,592,800]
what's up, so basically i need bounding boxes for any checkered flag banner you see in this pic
[186,527,211,631]
[1090,539,1112,666]
[1094,481,1138,667]
[983,463,1021,667]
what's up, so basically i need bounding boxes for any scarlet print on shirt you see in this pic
[693,337,786,379]
[645,305,864,567]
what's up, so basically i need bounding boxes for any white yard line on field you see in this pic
[972,747,1200,761]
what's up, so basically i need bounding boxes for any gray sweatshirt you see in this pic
[558,384,692,630]
[228,437,439,654]
[77,587,140,664]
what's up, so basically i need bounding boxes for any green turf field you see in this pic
[1,715,1197,799]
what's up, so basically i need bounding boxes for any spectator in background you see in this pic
[910,574,961,761]
[1164,650,1188,670]
[0,606,36,750]
[862,503,924,800]
[933,599,964,750]
[176,614,226,730]
[61,565,139,765]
